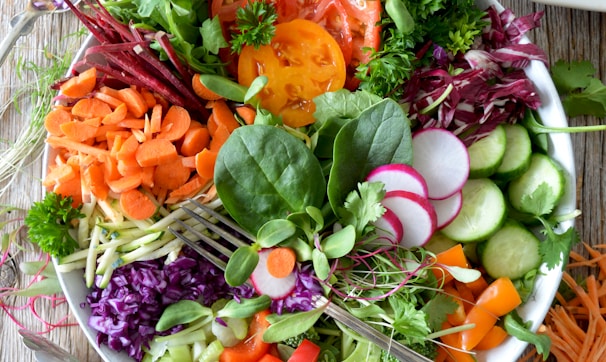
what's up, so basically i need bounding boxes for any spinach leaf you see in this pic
[312,89,383,158]
[327,98,413,214]
[215,125,326,233]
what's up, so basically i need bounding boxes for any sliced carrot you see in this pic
[153,158,192,190]
[107,174,142,193]
[209,124,231,152]
[117,87,148,118]
[140,166,155,189]
[192,73,223,101]
[135,138,179,167]
[59,121,99,142]
[94,91,125,109]
[53,174,83,207]
[60,67,97,98]
[83,163,109,200]
[117,134,140,166]
[165,174,209,204]
[210,99,240,133]
[195,148,218,180]
[102,102,128,125]
[140,87,157,108]
[43,163,78,188]
[44,108,73,136]
[118,118,146,129]
[156,105,191,141]
[71,98,113,119]
[119,188,157,220]
[180,126,210,157]
[102,155,121,182]
[181,156,196,169]
[46,136,110,159]
[149,104,163,134]
[220,310,272,362]
[236,105,256,125]
[266,247,297,278]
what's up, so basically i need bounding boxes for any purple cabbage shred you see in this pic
[404,5,547,145]
[85,247,253,361]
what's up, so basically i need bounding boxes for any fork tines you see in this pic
[168,199,253,271]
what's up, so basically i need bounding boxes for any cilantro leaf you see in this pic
[389,294,431,343]
[550,59,606,117]
[551,59,595,94]
[519,182,558,217]
[539,223,579,270]
[230,1,277,54]
[25,192,84,258]
[421,293,459,331]
[339,181,386,238]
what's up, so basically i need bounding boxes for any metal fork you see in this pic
[168,199,432,362]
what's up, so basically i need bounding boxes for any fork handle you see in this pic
[316,296,432,362]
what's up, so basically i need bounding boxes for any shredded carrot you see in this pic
[522,242,606,362]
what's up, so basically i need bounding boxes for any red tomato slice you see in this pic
[338,0,382,89]
[274,0,353,66]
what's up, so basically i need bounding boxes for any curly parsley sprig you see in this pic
[230,1,278,54]
[25,192,84,258]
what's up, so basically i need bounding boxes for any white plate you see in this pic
[532,0,606,12]
[53,1,575,361]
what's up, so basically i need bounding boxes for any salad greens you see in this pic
[101,0,226,75]
[32,1,582,361]
[358,0,487,99]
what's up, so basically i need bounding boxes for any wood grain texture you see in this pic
[1,1,605,361]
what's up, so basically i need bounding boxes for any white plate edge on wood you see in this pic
[51,0,576,361]
[532,0,606,12]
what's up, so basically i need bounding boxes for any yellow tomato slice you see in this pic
[238,18,346,128]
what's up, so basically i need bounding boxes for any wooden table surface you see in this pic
[0,1,604,361]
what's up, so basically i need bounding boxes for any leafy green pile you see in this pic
[101,0,227,74]
[358,0,487,99]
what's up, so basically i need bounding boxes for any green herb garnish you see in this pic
[230,0,278,54]
[25,192,84,258]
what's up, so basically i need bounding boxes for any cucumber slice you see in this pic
[479,220,541,280]
[467,124,506,178]
[507,153,566,216]
[441,178,506,243]
[493,124,532,181]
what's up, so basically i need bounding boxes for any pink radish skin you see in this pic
[365,163,429,197]
[412,128,470,200]
[250,249,297,300]
[370,207,404,248]
[382,190,437,248]
[430,191,463,229]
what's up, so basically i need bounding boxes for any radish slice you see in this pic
[430,191,463,229]
[382,190,437,248]
[365,163,429,197]
[250,249,297,300]
[370,207,404,248]
[412,128,470,200]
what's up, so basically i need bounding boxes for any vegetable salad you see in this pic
[27,0,579,361]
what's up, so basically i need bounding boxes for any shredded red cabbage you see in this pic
[85,247,253,361]
[270,264,324,315]
[403,5,547,145]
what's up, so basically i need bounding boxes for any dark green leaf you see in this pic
[264,307,325,343]
[504,312,551,360]
[217,295,272,319]
[321,224,356,259]
[215,125,326,233]
[327,99,412,215]
[256,219,297,248]
[225,246,259,286]
[156,300,211,332]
